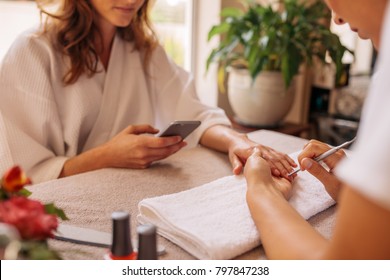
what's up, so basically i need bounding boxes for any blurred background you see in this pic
[0,0,375,145]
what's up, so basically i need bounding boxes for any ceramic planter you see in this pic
[228,68,296,127]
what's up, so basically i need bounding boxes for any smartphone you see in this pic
[157,120,201,139]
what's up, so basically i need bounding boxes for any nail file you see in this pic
[53,224,166,256]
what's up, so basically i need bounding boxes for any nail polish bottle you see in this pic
[137,224,158,260]
[105,211,137,260]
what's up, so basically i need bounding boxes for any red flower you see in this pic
[1,166,32,193]
[0,197,58,240]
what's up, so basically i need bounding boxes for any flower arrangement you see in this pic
[0,166,68,260]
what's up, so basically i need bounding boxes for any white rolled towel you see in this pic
[138,153,335,259]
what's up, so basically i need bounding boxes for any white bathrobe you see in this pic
[0,29,230,183]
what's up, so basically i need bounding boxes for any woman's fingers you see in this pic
[146,135,183,148]
[301,158,342,201]
[229,153,244,175]
[285,154,298,167]
[147,141,187,158]
[299,140,346,171]
[107,129,187,169]
[322,149,346,170]
[260,148,296,178]
[244,151,293,199]
[244,151,272,180]
[124,124,159,135]
[125,141,187,168]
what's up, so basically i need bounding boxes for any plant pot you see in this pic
[227,68,296,127]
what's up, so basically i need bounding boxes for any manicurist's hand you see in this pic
[101,124,187,169]
[244,149,294,203]
[297,140,346,201]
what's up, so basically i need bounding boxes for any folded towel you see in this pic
[137,153,335,260]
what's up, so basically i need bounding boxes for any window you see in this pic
[0,0,195,71]
[331,22,374,75]
[151,0,194,72]
[0,0,40,62]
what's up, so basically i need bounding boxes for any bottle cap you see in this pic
[137,224,157,260]
[111,211,133,257]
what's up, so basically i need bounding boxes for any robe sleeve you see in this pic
[0,30,67,183]
[150,46,231,148]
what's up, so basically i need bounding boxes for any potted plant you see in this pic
[207,0,351,127]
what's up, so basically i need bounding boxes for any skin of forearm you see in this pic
[59,145,109,178]
[247,185,328,259]
[200,125,247,152]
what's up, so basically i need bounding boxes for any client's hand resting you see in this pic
[228,134,297,179]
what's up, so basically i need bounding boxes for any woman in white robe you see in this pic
[0,0,296,183]
[244,0,390,259]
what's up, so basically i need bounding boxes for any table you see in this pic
[229,117,312,137]
[31,130,336,260]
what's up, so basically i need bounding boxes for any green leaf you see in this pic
[206,49,218,70]
[44,203,69,221]
[20,241,61,260]
[221,7,244,18]
[281,53,291,87]
[207,22,231,41]
[17,188,32,197]
[250,56,268,81]
[281,45,301,88]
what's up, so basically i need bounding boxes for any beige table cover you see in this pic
[30,130,336,260]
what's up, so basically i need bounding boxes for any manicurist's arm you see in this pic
[244,150,390,259]
[244,151,327,259]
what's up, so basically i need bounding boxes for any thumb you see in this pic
[301,158,333,186]
[230,153,243,175]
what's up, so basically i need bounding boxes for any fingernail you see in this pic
[302,158,312,170]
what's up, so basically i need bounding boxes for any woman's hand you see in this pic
[229,134,297,179]
[244,149,294,202]
[297,139,346,201]
[199,125,297,178]
[101,124,187,169]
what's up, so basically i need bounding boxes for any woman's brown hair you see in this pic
[37,0,158,85]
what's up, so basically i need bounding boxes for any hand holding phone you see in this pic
[157,121,201,140]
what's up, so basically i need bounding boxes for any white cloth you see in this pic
[0,28,230,183]
[138,152,335,260]
[335,3,390,211]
